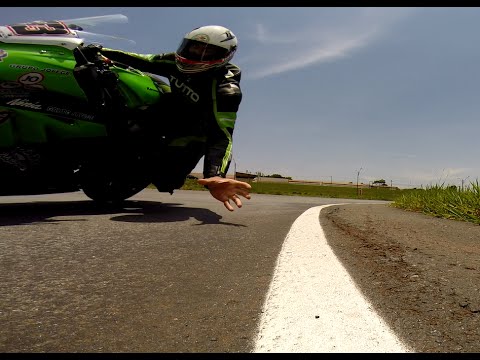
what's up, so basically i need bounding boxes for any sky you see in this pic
[1,7,479,188]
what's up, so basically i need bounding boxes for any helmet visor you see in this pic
[177,39,229,62]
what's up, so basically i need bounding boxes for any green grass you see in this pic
[178,178,411,201]
[155,178,480,225]
[392,181,480,225]
[248,182,408,201]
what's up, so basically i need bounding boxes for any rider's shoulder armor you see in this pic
[216,63,242,112]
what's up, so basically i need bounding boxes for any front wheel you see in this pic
[78,161,151,204]
[81,178,150,204]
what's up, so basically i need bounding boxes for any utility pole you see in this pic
[356,167,363,195]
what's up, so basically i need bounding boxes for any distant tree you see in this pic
[373,179,387,186]
[264,173,292,180]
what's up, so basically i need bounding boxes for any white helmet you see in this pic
[175,25,237,74]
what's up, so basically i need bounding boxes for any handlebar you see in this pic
[73,44,109,68]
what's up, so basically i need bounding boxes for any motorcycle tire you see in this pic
[78,163,151,204]
[81,179,150,204]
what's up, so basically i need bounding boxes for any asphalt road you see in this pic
[0,189,390,353]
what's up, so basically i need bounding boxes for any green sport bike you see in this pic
[0,15,172,202]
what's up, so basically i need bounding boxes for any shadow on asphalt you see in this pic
[0,200,246,227]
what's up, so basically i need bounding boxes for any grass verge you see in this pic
[152,178,480,225]
[392,181,480,225]
[178,179,410,201]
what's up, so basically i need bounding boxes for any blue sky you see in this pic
[1,7,479,188]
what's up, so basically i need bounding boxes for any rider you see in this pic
[84,25,251,211]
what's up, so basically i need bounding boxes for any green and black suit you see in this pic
[100,49,242,191]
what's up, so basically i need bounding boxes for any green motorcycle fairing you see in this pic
[0,40,169,148]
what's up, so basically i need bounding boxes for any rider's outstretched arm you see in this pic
[200,64,250,211]
[100,48,174,76]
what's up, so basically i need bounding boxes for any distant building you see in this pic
[188,172,257,182]
[235,172,257,182]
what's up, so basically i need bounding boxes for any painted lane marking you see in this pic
[253,204,412,353]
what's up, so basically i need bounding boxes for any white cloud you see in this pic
[242,8,414,80]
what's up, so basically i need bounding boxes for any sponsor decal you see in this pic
[192,34,210,42]
[9,64,37,71]
[7,21,72,36]
[0,110,12,125]
[18,72,44,85]
[169,75,200,103]
[70,111,95,121]
[1,93,94,120]
[220,31,236,42]
[0,81,22,89]
[45,105,95,121]
[24,84,45,90]
[9,64,70,76]
[43,68,70,75]
[46,106,71,116]
[0,49,8,62]
[7,98,42,110]
[0,81,44,94]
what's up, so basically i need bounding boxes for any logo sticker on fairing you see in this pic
[18,72,44,85]
[7,21,73,36]
[0,81,44,96]
[9,64,70,76]
[0,49,8,62]
[6,98,42,110]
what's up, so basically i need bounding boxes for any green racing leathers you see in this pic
[98,48,242,185]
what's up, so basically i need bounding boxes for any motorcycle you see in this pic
[0,15,174,203]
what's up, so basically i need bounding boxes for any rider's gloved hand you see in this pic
[81,43,104,62]
[84,43,103,52]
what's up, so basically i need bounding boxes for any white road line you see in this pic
[253,204,412,353]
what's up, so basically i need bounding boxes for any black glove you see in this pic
[80,43,104,62]
[84,43,103,52]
